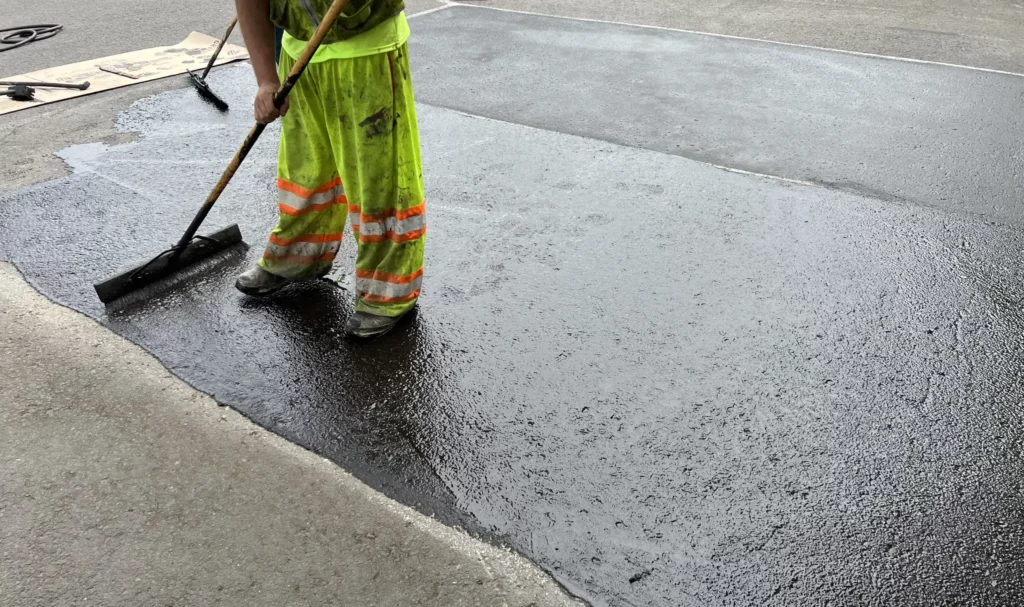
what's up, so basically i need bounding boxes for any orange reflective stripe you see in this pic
[355,267,424,285]
[261,251,337,264]
[276,177,342,199]
[358,227,426,244]
[361,290,421,305]
[360,202,426,223]
[268,232,344,246]
[278,194,348,217]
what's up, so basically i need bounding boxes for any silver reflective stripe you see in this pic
[277,184,345,213]
[299,0,321,28]
[356,276,423,299]
[265,240,341,259]
[358,214,426,237]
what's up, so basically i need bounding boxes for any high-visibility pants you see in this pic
[259,44,425,317]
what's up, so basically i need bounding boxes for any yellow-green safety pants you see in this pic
[259,44,425,317]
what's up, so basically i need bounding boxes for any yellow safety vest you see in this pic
[270,0,405,44]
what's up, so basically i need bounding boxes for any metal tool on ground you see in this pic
[187,16,238,111]
[94,0,352,305]
[0,80,90,90]
[2,80,92,104]
[0,24,63,52]
[3,84,35,101]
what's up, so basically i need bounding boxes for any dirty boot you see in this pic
[344,311,409,340]
[235,266,293,297]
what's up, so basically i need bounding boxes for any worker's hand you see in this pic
[254,82,289,124]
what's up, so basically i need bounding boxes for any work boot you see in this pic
[235,266,293,296]
[345,311,409,340]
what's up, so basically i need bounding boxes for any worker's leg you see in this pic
[321,44,426,319]
[256,55,348,281]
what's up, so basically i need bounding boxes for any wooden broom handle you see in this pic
[173,0,351,253]
[273,0,353,108]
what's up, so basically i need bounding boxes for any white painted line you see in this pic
[707,164,816,187]
[443,2,1024,79]
[434,105,817,188]
[408,2,455,19]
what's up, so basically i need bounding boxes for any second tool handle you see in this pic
[170,0,351,255]
[200,16,238,80]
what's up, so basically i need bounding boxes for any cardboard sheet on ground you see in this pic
[0,32,248,116]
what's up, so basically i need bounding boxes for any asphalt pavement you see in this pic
[481,0,1024,74]
[2,1,1024,606]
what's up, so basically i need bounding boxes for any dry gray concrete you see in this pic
[0,262,581,607]
[478,0,1024,74]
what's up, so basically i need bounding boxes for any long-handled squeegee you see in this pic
[94,0,351,305]
[188,16,238,111]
